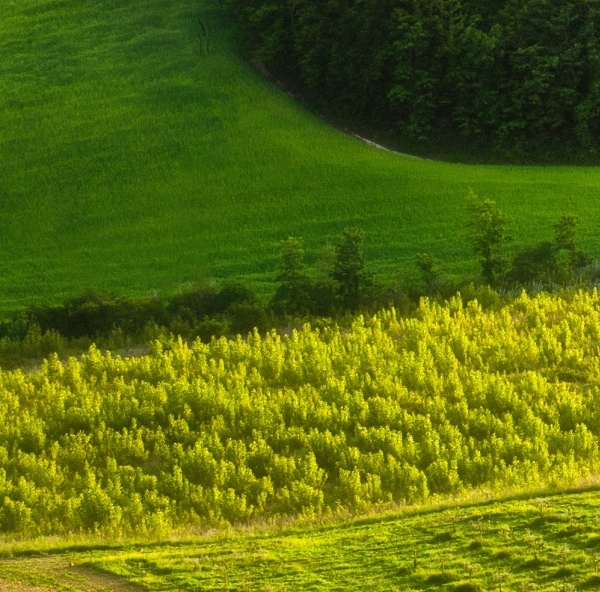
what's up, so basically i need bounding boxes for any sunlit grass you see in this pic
[3,490,600,590]
[1,0,600,315]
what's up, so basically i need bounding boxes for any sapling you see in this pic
[553,583,575,592]
[557,544,570,567]
[475,517,484,542]
[447,513,464,534]
[493,570,510,592]
[498,524,511,546]
[440,554,450,576]
[214,564,230,591]
[463,561,474,582]
[463,561,480,582]
[532,498,548,518]
[564,507,578,528]
[523,531,546,561]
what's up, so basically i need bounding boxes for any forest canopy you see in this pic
[225,0,600,162]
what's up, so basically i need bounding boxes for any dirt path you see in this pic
[0,557,144,592]
[351,133,436,160]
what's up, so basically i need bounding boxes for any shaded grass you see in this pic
[2,0,600,315]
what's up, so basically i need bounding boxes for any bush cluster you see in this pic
[1,291,600,535]
[0,228,377,362]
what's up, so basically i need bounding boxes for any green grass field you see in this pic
[3,489,600,590]
[5,2,600,587]
[1,0,600,315]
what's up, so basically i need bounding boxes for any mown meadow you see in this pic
[4,489,600,590]
[67,490,600,590]
[2,0,600,315]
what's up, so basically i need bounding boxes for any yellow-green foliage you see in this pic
[2,290,600,537]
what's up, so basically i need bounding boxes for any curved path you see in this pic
[351,133,429,159]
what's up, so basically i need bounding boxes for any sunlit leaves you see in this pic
[2,289,600,535]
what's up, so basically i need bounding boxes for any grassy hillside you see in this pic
[2,0,600,315]
[3,489,600,590]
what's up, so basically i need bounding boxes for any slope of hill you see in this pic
[3,489,600,591]
[2,0,600,315]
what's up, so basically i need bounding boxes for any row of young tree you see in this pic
[0,201,596,361]
[270,197,599,318]
[270,227,373,316]
[225,0,600,162]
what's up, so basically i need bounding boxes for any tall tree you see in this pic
[552,212,591,277]
[466,194,512,286]
[331,227,372,311]
[553,213,578,254]
[270,237,313,315]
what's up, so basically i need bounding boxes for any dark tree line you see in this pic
[225,0,600,162]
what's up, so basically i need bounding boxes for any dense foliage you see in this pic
[2,290,600,536]
[226,0,600,162]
